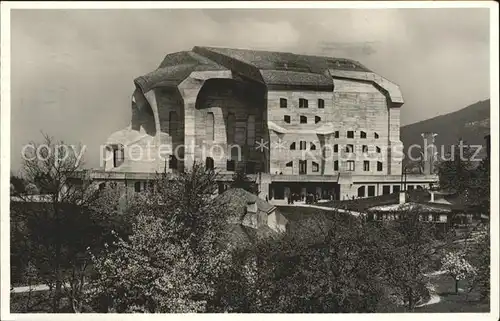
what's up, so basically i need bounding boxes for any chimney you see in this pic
[421,133,438,175]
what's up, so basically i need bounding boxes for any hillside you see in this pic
[401,99,490,159]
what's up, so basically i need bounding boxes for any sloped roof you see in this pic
[215,187,276,217]
[133,46,403,95]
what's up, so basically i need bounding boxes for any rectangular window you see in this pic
[362,145,368,153]
[376,146,381,153]
[367,186,375,197]
[334,131,340,138]
[290,142,296,150]
[334,160,339,171]
[318,99,325,108]
[363,161,370,171]
[383,186,391,195]
[247,115,256,146]
[347,131,354,139]
[374,132,379,139]
[286,161,293,167]
[347,160,355,171]
[312,162,319,172]
[113,145,124,167]
[358,186,365,197]
[206,112,215,141]
[393,185,400,193]
[334,144,338,153]
[345,144,354,153]
[315,116,321,124]
[300,116,307,124]
[134,181,141,193]
[299,98,309,108]
[284,115,291,123]
[299,141,307,150]
[226,160,235,171]
[432,214,440,222]
[299,160,307,174]
[169,155,178,169]
[280,98,287,108]
[377,161,383,171]
[360,131,367,139]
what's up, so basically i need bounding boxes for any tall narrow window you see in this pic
[312,162,319,172]
[300,116,307,124]
[360,131,367,139]
[206,112,215,141]
[315,116,321,124]
[334,131,340,138]
[347,131,354,139]
[284,115,291,123]
[393,185,400,193]
[310,143,316,150]
[134,182,141,193]
[290,142,296,150]
[113,145,124,168]
[334,160,339,171]
[383,186,391,195]
[227,113,235,144]
[362,145,368,153]
[299,98,308,108]
[363,161,370,171]
[357,186,365,197]
[169,155,178,169]
[299,141,307,150]
[247,115,256,146]
[206,157,214,171]
[376,146,381,153]
[169,111,178,138]
[347,160,355,171]
[226,159,235,171]
[345,144,354,153]
[334,144,338,153]
[280,98,287,108]
[374,132,379,139]
[318,99,325,109]
[367,186,375,197]
[377,161,383,171]
[299,160,307,174]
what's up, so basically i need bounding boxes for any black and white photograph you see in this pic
[1,1,498,318]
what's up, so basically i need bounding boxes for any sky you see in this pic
[9,8,490,170]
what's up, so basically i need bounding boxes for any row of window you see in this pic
[284,115,322,124]
[358,184,425,198]
[283,160,383,173]
[280,98,325,109]
[288,141,382,153]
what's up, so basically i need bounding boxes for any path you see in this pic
[273,202,363,217]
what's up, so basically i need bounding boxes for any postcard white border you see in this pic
[1,1,498,321]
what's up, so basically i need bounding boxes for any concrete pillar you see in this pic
[259,173,272,201]
[399,191,406,204]
[430,191,435,203]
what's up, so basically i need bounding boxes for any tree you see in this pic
[383,208,437,310]
[441,251,477,294]
[10,134,127,312]
[86,163,233,313]
[213,211,398,313]
[231,167,259,195]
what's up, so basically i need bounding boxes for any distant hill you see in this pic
[401,99,490,160]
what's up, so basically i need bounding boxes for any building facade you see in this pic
[93,46,438,200]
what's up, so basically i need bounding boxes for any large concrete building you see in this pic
[91,46,438,201]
